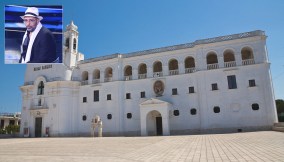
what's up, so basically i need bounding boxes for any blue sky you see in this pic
[0,0,284,113]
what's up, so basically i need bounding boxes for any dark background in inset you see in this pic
[5,5,63,63]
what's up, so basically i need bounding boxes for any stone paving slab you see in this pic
[0,131,283,162]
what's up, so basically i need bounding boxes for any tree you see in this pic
[5,125,20,134]
[276,99,284,114]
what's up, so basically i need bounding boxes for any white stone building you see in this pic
[20,21,278,137]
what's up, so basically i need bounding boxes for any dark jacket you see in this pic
[20,26,57,63]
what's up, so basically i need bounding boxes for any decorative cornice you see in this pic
[79,30,265,64]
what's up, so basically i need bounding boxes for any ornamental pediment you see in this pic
[140,98,171,106]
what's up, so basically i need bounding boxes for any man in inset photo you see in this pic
[20,7,57,63]
[5,5,63,64]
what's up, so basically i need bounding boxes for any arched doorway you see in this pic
[140,98,171,136]
[146,110,163,136]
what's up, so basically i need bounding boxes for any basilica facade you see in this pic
[20,21,278,137]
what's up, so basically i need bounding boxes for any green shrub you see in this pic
[5,125,20,134]
[0,129,6,134]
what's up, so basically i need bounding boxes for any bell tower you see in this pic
[63,21,80,67]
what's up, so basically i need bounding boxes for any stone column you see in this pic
[179,62,184,74]
[235,50,242,66]
[88,72,92,85]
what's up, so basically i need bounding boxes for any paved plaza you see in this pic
[0,131,283,162]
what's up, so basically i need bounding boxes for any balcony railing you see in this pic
[124,76,132,81]
[30,104,48,110]
[153,72,163,77]
[224,61,236,68]
[185,67,196,74]
[242,59,255,65]
[169,70,179,75]
[104,77,113,82]
[207,63,219,70]
[81,80,88,85]
[92,79,100,84]
[138,73,147,79]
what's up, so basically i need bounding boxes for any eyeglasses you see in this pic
[23,19,37,23]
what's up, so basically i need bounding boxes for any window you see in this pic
[37,81,44,95]
[189,87,195,93]
[249,79,256,87]
[65,38,69,48]
[172,88,178,95]
[140,91,145,98]
[73,38,77,50]
[227,75,237,89]
[190,108,197,115]
[83,97,87,103]
[1,120,4,129]
[173,110,179,116]
[126,93,131,99]
[107,94,111,100]
[107,114,112,120]
[252,103,259,110]
[94,90,99,102]
[212,83,218,91]
[127,113,132,119]
[213,106,220,113]
[82,115,87,121]
[38,98,42,106]
[9,120,15,125]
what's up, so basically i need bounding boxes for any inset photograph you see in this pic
[5,5,63,64]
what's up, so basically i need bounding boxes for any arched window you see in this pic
[184,56,195,73]
[82,71,88,81]
[73,38,77,50]
[241,47,254,65]
[138,63,147,79]
[81,71,88,85]
[92,69,100,84]
[124,65,132,80]
[168,59,179,75]
[223,49,236,67]
[105,67,113,82]
[37,81,44,95]
[153,61,163,77]
[206,52,219,70]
